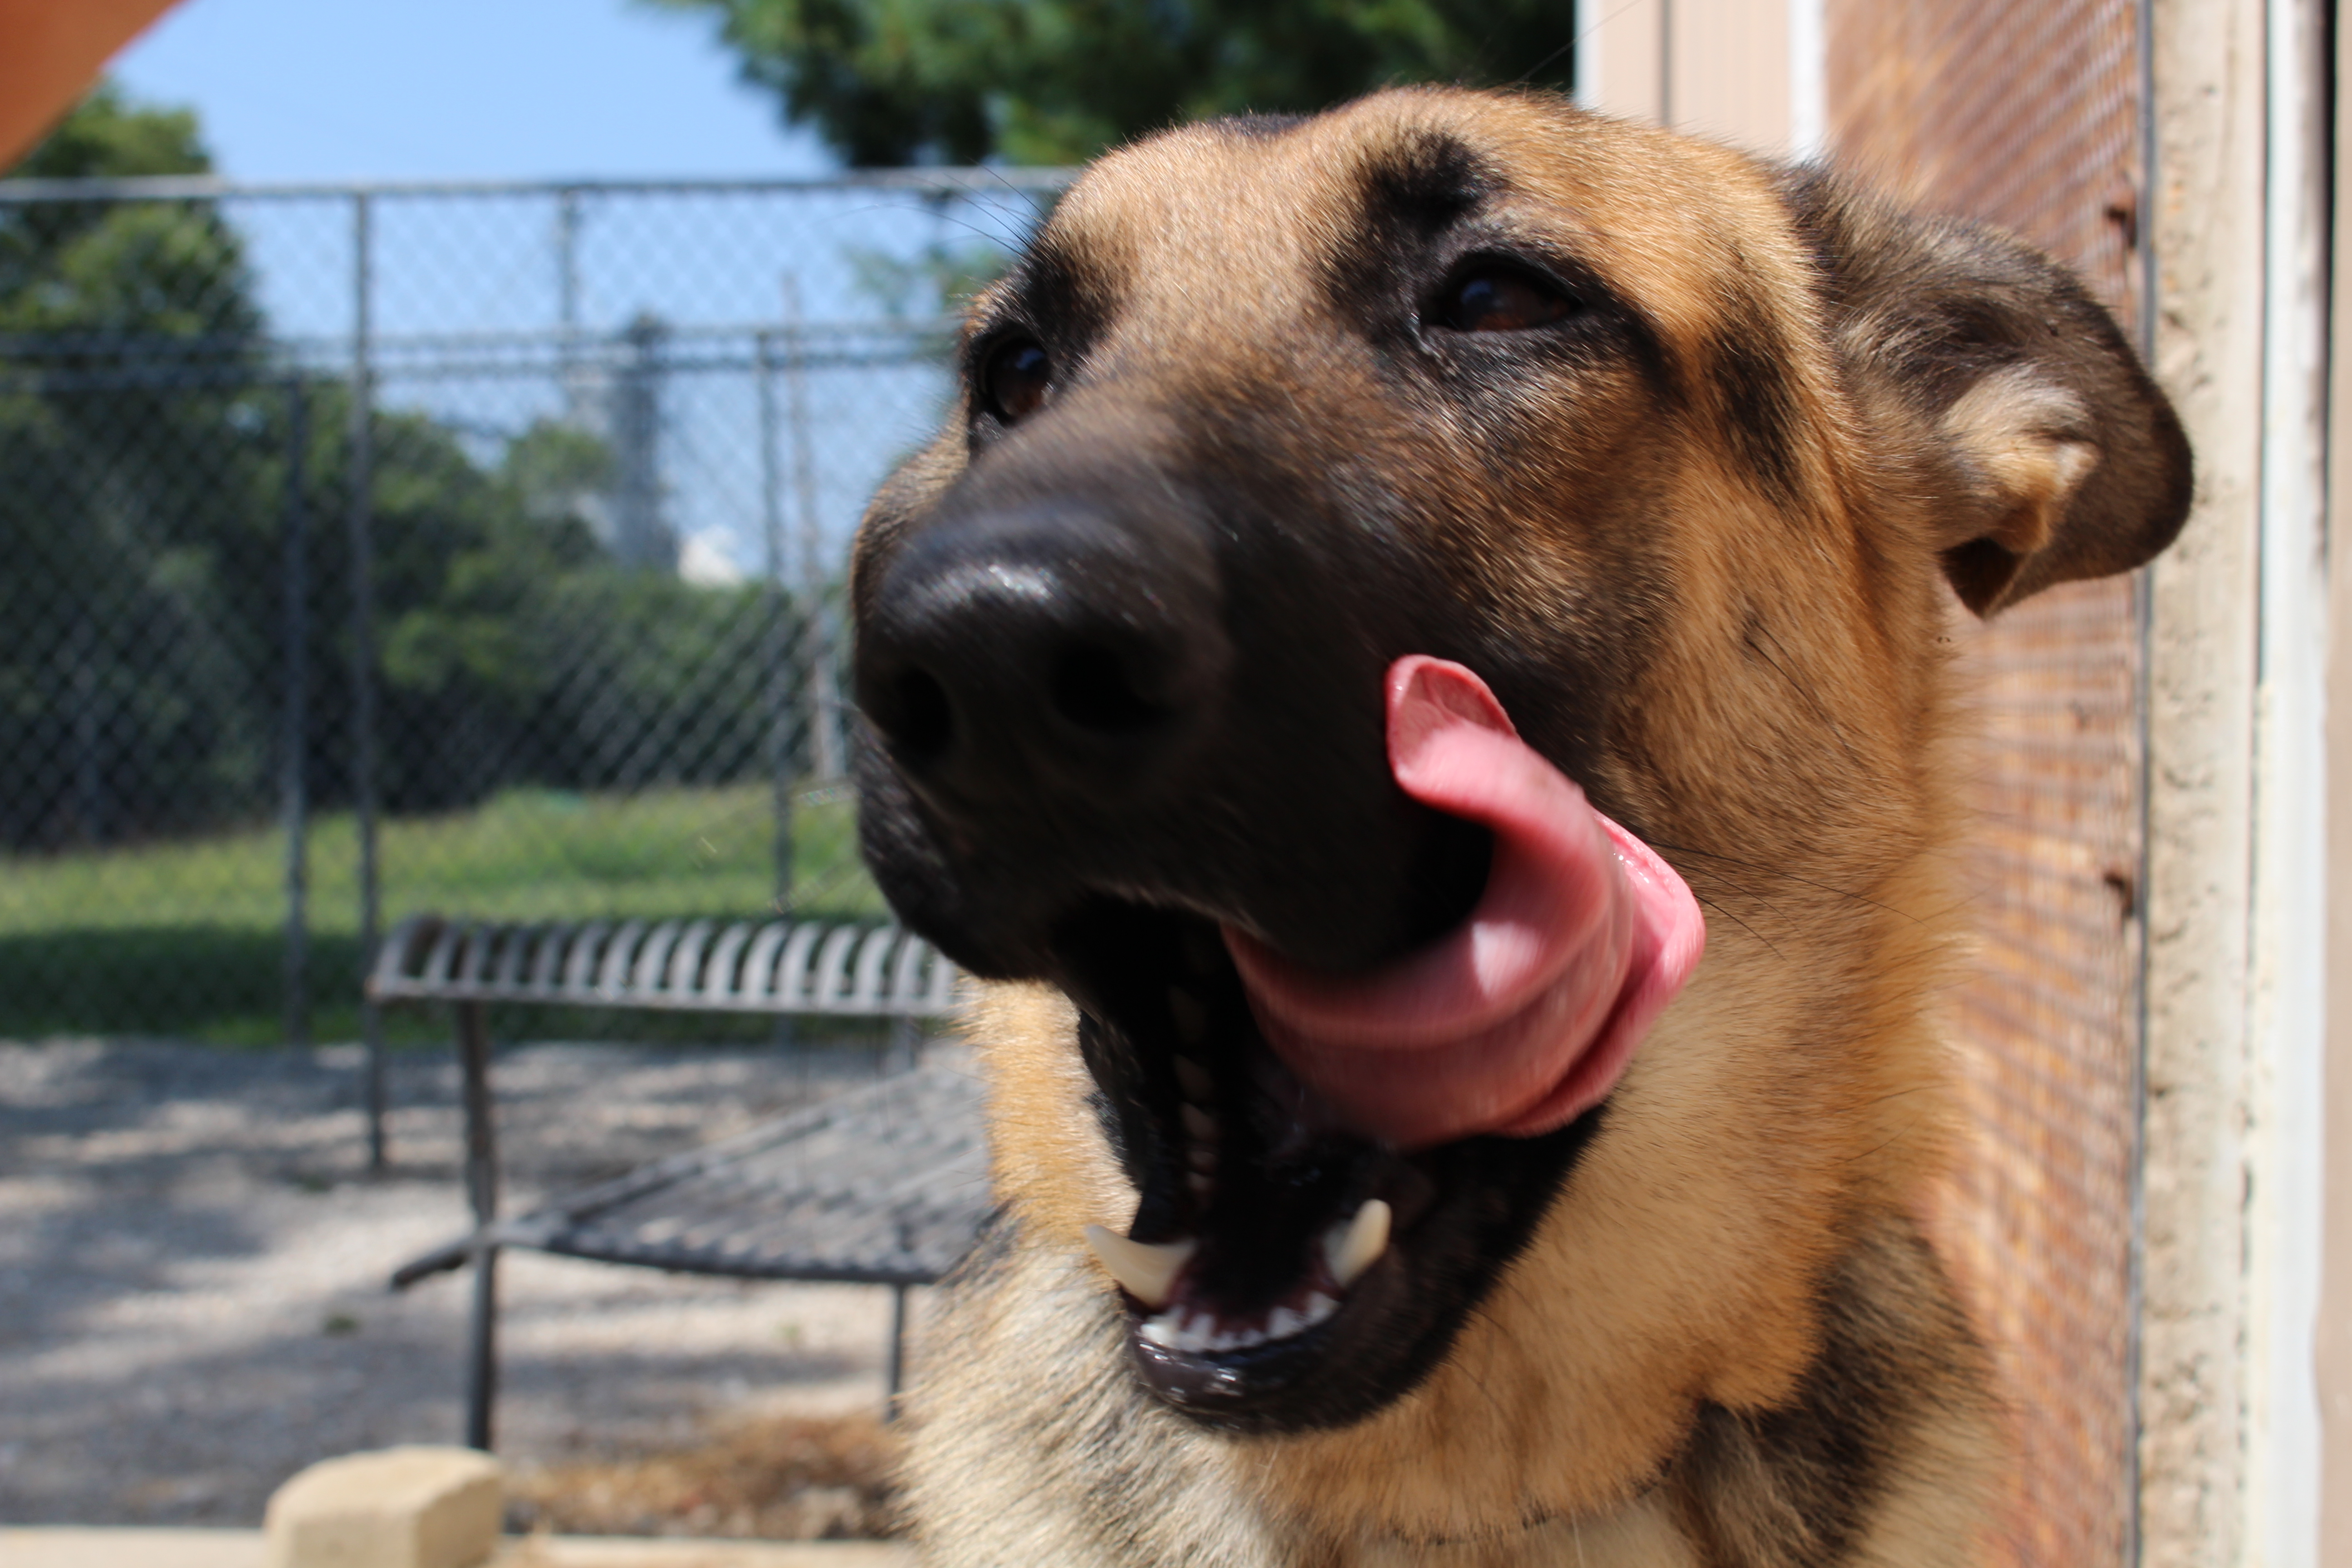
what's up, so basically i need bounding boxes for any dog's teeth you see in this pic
[1303,1291,1339,1327]
[1140,1313,1180,1347]
[1268,1305,1303,1340]
[1324,1199,1392,1290]
[1172,1054,1215,1102]
[1181,1103,1217,1140]
[1082,1225,1196,1309]
[1166,988,1208,1045]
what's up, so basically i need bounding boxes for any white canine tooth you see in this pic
[1173,1054,1215,1101]
[1303,1291,1339,1326]
[1325,1199,1392,1290]
[1082,1225,1197,1309]
[1167,989,1208,1045]
[1180,1103,1217,1140]
[1141,1313,1179,1347]
[1268,1306,1303,1340]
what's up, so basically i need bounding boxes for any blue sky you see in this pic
[110,0,833,181]
[91,0,997,584]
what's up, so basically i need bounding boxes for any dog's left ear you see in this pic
[1779,168,2193,616]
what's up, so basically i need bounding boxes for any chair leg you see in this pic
[884,1283,908,1421]
[457,1001,500,1450]
[466,1241,499,1451]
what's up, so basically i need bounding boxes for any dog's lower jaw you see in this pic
[906,990,2000,1568]
[902,1209,1999,1568]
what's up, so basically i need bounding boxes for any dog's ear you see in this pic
[1779,168,2192,616]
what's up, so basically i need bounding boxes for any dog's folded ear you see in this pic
[1779,168,2192,616]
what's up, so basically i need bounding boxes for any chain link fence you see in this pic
[0,170,1063,1128]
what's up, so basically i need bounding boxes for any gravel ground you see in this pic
[0,1035,942,1528]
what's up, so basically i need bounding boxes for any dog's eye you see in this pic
[1431,270,1575,333]
[980,339,1054,424]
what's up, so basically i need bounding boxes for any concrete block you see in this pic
[264,1446,503,1568]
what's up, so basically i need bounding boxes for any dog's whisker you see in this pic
[1666,860,1793,921]
[1742,621,1872,779]
[829,200,1031,273]
[1836,1121,1936,1169]
[1690,892,1784,962]
[1647,838,1927,926]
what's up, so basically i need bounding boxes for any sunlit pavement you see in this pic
[0,1528,914,1568]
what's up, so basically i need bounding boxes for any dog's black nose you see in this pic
[856,495,1230,809]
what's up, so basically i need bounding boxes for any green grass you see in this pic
[0,782,886,1044]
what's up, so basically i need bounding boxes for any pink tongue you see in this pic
[1222,657,1705,1149]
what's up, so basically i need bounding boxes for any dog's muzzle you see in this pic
[850,417,1701,1432]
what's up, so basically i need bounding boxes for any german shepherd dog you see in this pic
[848,88,2190,1567]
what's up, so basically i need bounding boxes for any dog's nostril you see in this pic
[889,668,956,763]
[1049,643,1166,735]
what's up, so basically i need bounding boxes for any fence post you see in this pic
[555,186,583,421]
[348,189,387,1169]
[281,378,311,1052]
[70,624,103,843]
[612,313,673,573]
[757,329,796,912]
[782,274,840,781]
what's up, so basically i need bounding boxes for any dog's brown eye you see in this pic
[981,339,1053,424]
[1432,270,1574,333]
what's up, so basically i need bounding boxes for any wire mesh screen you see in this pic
[0,172,1055,1051]
[1826,5,2146,1566]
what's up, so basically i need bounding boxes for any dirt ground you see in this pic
[0,1034,941,1529]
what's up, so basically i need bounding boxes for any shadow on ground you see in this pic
[0,1037,919,1527]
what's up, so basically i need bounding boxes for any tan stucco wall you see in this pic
[2140,0,2268,1563]
[2321,9,2352,1555]
[1577,0,1796,154]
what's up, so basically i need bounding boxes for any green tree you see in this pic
[3,84,822,851]
[0,84,273,845]
[650,0,1576,166]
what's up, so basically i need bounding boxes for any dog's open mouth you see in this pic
[1054,659,1707,1431]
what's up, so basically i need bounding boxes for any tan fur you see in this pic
[868,87,2188,1568]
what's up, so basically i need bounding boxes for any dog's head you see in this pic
[850,87,2187,1464]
